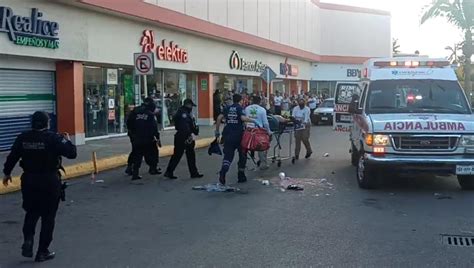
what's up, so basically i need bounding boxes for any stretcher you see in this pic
[268,115,297,167]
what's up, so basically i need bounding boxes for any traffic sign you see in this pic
[260,66,277,83]
[134,53,154,76]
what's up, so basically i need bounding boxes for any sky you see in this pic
[321,0,464,58]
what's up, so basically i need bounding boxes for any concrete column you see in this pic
[197,73,214,126]
[56,61,85,145]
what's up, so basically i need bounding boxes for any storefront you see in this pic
[0,0,390,148]
[310,64,363,98]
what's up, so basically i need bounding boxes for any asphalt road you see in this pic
[1,126,473,267]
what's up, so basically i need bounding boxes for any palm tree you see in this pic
[421,0,473,97]
[445,42,463,64]
[392,38,401,55]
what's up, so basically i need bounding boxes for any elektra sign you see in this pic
[229,51,267,73]
[0,7,59,49]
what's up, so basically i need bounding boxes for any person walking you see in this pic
[292,98,313,160]
[213,89,222,122]
[127,97,161,180]
[3,111,77,262]
[164,99,203,179]
[244,95,272,170]
[273,92,283,115]
[215,94,255,185]
[308,94,318,122]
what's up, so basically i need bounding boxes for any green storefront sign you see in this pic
[0,6,60,50]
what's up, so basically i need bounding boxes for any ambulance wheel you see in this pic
[457,175,474,190]
[351,144,359,167]
[356,152,377,189]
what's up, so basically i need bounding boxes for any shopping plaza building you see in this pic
[0,0,391,149]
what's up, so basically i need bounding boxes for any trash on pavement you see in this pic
[192,183,240,192]
[323,153,330,157]
[261,180,270,186]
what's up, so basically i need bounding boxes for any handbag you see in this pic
[241,127,270,152]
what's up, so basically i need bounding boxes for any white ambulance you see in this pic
[348,57,474,190]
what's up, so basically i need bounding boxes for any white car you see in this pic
[312,98,334,125]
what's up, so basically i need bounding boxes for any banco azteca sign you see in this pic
[0,6,59,49]
[229,51,267,73]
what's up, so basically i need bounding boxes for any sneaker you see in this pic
[164,173,178,180]
[305,152,313,159]
[191,173,204,179]
[35,250,55,262]
[21,240,33,258]
[131,176,142,181]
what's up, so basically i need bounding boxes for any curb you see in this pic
[0,138,214,195]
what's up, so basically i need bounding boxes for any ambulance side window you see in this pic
[359,84,368,109]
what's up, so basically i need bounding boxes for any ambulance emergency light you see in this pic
[373,60,450,68]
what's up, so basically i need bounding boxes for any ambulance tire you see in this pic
[457,175,474,190]
[351,143,359,167]
[356,151,377,189]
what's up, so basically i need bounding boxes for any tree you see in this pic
[445,42,463,64]
[392,38,401,55]
[421,0,473,97]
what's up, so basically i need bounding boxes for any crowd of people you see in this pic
[2,89,325,262]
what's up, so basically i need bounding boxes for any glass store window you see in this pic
[213,74,262,95]
[147,70,197,128]
[84,66,134,138]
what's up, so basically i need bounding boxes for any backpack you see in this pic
[241,128,270,152]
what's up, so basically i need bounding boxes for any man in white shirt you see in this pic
[273,92,283,115]
[245,96,271,170]
[292,98,313,160]
[307,94,318,124]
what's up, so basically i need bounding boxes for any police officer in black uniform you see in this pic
[125,99,161,176]
[164,99,203,179]
[127,97,161,180]
[2,111,77,262]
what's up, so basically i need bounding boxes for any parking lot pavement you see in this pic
[1,126,473,267]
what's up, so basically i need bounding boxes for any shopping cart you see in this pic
[268,115,297,167]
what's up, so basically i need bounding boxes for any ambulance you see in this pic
[348,57,474,190]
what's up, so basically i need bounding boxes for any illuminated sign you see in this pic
[280,58,298,77]
[229,50,267,73]
[140,30,188,63]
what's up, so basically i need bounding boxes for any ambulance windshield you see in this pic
[366,79,471,114]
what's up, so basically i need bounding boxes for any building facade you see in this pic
[0,0,391,149]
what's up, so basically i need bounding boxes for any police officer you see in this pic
[2,111,77,262]
[125,99,161,176]
[215,94,255,185]
[127,97,161,180]
[164,99,203,179]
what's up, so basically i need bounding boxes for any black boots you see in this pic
[237,171,247,183]
[21,239,33,258]
[35,250,55,262]
[125,164,133,176]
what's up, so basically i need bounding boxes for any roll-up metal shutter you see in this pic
[0,69,56,151]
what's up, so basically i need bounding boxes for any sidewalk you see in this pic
[0,126,214,194]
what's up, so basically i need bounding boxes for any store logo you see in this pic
[140,30,188,63]
[280,58,298,77]
[229,50,267,73]
[0,6,59,49]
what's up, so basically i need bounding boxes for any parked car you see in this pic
[312,98,334,125]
